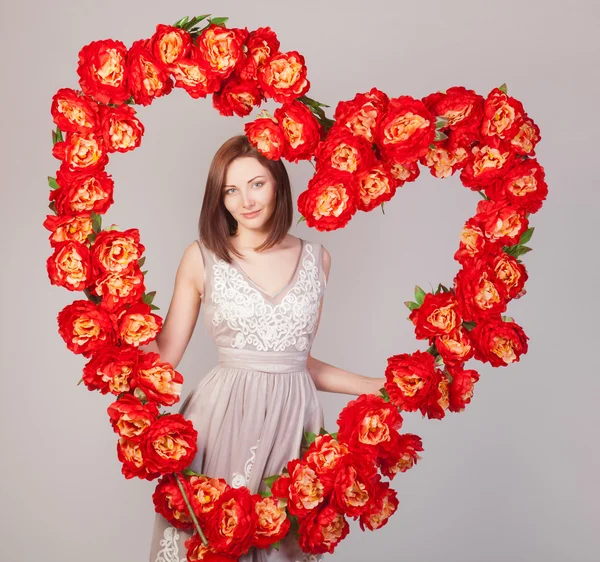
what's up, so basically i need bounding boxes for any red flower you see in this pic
[90,228,145,274]
[485,246,529,301]
[152,473,195,531]
[250,494,291,548]
[46,240,92,291]
[376,432,424,479]
[113,302,163,349]
[50,88,99,135]
[473,199,529,246]
[76,39,131,105]
[133,351,182,406]
[408,292,462,341]
[454,218,491,266]
[149,24,192,73]
[460,137,516,190]
[420,140,469,179]
[336,394,403,459]
[334,88,390,144]
[384,351,446,419]
[434,325,475,367]
[510,113,541,156]
[189,475,230,518]
[297,169,358,231]
[237,26,280,81]
[297,502,349,554]
[487,158,548,214]
[375,95,436,162]
[91,265,146,312]
[244,117,285,160]
[82,346,141,395]
[52,131,109,173]
[481,87,525,141]
[355,160,399,211]
[126,38,174,106]
[284,459,328,518]
[329,454,378,518]
[143,413,199,474]
[257,51,310,103]
[196,24,248,80]
[51,167,114,215]
[385,156,421,186]
[315,126,376,174]
[117,436,161,480]
[469,318,529,367]
[212,77,263,117]
[358,482,399,531]
[304,435,350,480]
[204,486,258,557]
[169,44,223,99]
[57,299,114,358]
[274,100,322,163]
[97,105,145,153]
[106,393,159,439]
[447,366,480,412]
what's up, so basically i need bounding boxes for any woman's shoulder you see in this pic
[181,239,205,299]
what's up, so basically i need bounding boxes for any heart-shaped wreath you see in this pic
[45,12,545,561]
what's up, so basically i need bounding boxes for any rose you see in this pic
[469,318,529,367]
[91,265,146,312]
[236,26,280,81]
[376,432,423,479]
[51,87,99,135]
[82,347,141,394]
[106,393,159,438]
[297,169,358,231]
[355,161,399,212]
[447,366,480,412]
[196,24,248,80]
[126,38,174,106]
[315,125,376,174]
[421,86,485,149]
[375,95,436,162]
[143,413,199,473]
[134,351,183,406]
[358,482,399,531]
[152,473,195,531]
[297,503,349,554]
[472,199,529,246]
[117,436,161,480]
[51,167,114,215]
[169,44,223,99]
[114,302,163,348]
[510,113,541,156]
[97,105,145,153]
[57,299,114,358]
[189,475,230,518]
[420,140,469,179]
[251,495,290,548]
[46,240,92,291]
[333,87,390,143]
[257,50,310,103]
[212,78,263,117]
[204,486,258,557]
[487,158,548,214]
[434,325,475,367]
[273,100,322,163]
[52,132,108,172]
[384,351,446,419]
[43,212,94,246]
[90,228,145,274]
[408,291,462,341]
[460,137,516,190]
[481,87,525,141]
[453,259,508,322]
[149,24,192,72]
[336,394,403,459]
[76,39,131,105]
[244,117,285,160]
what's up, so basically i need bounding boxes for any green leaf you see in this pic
[329,431,338,440]
[501,315,514,322]
[77,377,84,386]
[149,304,160,311]
[55,126,63,143]
[263,474,280,489]
[414,285,426,306]
[380,201,385,215]
[173,16,190,28]
[498,83,508,94]
[513,245,533,258]
[48,176,60,190]
[429,143,436,150]
[271,540,281,551]
[318,427,329,435]
[138,256,146,267]
[258,490,272,498]
[209,16,229,26]
[48,201,57,215]
[184,14,210,29]
[478,190,489,200]
[296,215,306,225]
[435,354,443,366]
[141,269,148,276]
[462,321,476,331]
[87,232,97,244]
[404,300,420,311]
[519,227,534,245]
[434,130,448,142]
[435,116,448,130]
[182,468,204,477]
[91,212,102,234]
[303,431,317,446]
[380,387,390,403]
[134,387,148,405]
[52,130,57,145]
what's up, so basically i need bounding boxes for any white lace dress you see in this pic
[148,237,327,562]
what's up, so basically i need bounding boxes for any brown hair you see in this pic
[198,135,293,263]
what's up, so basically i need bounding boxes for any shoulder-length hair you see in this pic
[198,135,293,263]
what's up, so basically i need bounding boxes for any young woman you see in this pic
[147,135,385,562]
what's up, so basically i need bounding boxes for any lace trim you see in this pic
[296,554,324,562]
[211,243,322,352]
[232,439,260,488]
[154,526,186,562]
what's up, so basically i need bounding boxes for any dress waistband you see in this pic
[216,346,309,374]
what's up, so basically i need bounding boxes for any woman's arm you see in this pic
[307,246,386,397]
[138,241,204,370]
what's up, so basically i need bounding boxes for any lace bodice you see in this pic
[196,238,327,360]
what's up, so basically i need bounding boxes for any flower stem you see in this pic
[175,472,209,546]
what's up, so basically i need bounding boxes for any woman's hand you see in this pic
[366,376,387,397]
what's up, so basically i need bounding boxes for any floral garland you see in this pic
[45,13,545,562]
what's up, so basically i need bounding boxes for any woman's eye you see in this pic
[252,182,263,188]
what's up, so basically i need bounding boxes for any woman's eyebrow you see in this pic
[224,175,266,188]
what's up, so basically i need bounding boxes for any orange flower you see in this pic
[46,240,92,291]
[134,350,182,406]
[257,51,310,103]
[43,212,94,247]
[251,495,290,548]
[90,228,145,274]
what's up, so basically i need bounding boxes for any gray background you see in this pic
[2,0,598,560]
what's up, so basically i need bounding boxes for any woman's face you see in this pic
[222,156,277,233]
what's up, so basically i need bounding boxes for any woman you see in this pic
[147,135,385,562]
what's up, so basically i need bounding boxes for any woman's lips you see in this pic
[241,209,261,218]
